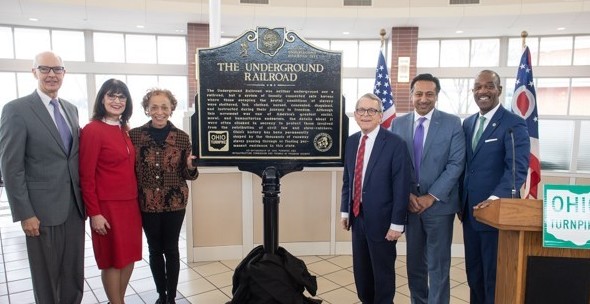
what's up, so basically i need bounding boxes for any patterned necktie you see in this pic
[50,99,73,154]
[353,135,368,217]
[472,116,486,150]
[413,117,427,183]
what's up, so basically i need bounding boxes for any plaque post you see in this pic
[261,166,280,254]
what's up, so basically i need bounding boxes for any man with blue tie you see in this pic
[341,93,411,304]
[390,73,465,304]
[0,51,85,303]
[461,70,530,304]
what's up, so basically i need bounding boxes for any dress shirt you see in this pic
[342,127,404,232]
[37,89,73,132]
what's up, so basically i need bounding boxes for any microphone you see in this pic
[508,128,516,199]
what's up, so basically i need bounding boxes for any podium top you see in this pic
[473,198,543,231]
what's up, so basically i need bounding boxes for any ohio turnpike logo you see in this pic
[543,184,590,249]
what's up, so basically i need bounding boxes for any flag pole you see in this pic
[380,28,386,50]
[521,30,528,50]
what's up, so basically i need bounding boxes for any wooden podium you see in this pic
[474,198,590,304]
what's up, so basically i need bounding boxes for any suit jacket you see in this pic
[340,127,411,240]
[461,105,530,231]
[390,109,465,215]
[0,91,84,225]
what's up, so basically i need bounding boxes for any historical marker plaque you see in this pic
[194,27,346,172]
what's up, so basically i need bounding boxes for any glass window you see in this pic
[470,39,499,67]
[573,36,590,66]
[0,73,17,113]
[94,32,125,62]
[14,28,50,60]
[342,78,358,114]
[569,78,590,116]
[157,36,186,64]
[126,75,158,128]
[578,121,590,172]
[308,40,330,50]
[331,41,358,68]
[539,36,573,66]
[126,34,157,64]
[0,27,14,59]
[16,72,37,98]
[507,37,539,66]
[358,78,375,101]
[536,78,569,115]
[438,78,477,115]
[58,74,89,127]
[358,40,381,68]
[95,75,126,92]
[417,40,439,67]
[51,30,85,62]
[158,76,188,129]
[440,40,469,67]
[539,120,573,171]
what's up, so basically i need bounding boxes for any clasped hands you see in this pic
[408,193,436,214]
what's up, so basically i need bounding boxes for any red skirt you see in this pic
[92,199,142,269]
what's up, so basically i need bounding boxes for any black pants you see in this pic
[142,209,186,299]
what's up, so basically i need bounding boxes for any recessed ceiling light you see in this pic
[136,25,145,29]
[557,27,565,31]
[175,29,184,33]
[456,30,464,34]
[342,31,350,35]
[29,18,38,22]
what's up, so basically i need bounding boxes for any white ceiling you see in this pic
[1,0,589,39]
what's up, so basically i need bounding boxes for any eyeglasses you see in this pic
[106,94,128,102]
[37,66,65,74]
[355,108,381,116]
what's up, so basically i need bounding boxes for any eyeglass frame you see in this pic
[36,66,66,74]
[354,108,382,116]
[106,93,128,102]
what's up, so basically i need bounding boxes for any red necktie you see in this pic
[353,135,368,217]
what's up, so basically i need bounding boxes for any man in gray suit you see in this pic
[0,51,85,304]
[390,73,465,304]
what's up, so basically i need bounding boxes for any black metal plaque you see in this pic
[193,27,347,174]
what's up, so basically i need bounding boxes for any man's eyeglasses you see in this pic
[37,66,65,74]
[106,94,128,102]
[355,108,381,116]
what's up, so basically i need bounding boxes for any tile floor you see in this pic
[0,187,470,303]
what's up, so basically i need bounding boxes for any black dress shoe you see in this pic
[155,295,167,304]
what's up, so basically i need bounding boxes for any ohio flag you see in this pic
[374,51,396,128]
[511,46,541,199]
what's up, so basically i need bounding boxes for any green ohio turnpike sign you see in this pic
[543,184,590,249]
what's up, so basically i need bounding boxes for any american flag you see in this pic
[374,51,396,128]
[511,46,541,199]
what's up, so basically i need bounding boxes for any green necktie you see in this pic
[472,116,486,150]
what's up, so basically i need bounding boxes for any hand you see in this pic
[340,218,350,231]
[186,154,197,170]
[385,229,402,241]
[416,194,436,214]
[91,214,111,235]
[21,216,41,237]
[408,193,421,213]
[474,200,493,210]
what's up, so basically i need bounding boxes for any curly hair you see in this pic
[141,88,178,115]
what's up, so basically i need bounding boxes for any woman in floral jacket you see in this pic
[129,88,198,304]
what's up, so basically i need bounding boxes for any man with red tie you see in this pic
[341,93,412,304]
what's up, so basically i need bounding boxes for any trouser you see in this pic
[142,209,186,300]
